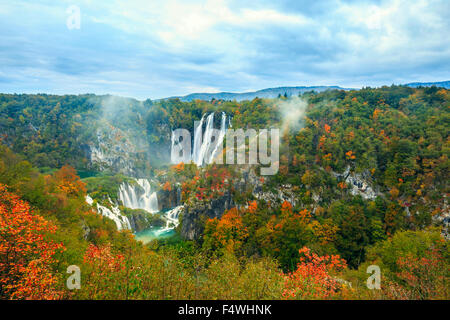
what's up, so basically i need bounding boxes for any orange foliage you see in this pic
[318,135,326,150]
[297,209,311,222]
[46,165,86,197]
[204,208,248,252]
[347,131,354,140]
[247,201,258,214]
[281,201,293,215]
[163,181,172,192]
[83,244,124,272]
[323,153,332,162]
[345,150,356,160]
[338,181,347,190]
[389,187,400,199]
[172,162,185,172]
[282,247,347,299]
[310,220,339,246]
[81,244,126,299]
[373,108,382,120]
[0,184,65,300]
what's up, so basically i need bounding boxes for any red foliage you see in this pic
[282,247,347,300]
[247,201,258,214]
[385,247,449,299]
[281,201,293,215]
[81,244,126,299]
[83,244,124,272]
[0,184,65,299]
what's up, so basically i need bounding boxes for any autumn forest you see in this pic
[0,85,449,300]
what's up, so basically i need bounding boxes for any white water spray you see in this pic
[118,178,159,213]
[171,112,229,166]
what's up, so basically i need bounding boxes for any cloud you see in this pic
[0,0,449,99]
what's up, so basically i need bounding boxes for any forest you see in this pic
[0,85,448,300]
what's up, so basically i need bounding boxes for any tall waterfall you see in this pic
[192,113,207,165]
[118,178,159,213]
[209,112,227,164]
[195,113,215,166]
[171,112,229,167]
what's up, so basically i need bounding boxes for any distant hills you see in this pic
[166,86,349,102]
[404,80,450,89]
[161,81,449,102]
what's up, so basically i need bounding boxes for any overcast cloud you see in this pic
[0,0,449,99]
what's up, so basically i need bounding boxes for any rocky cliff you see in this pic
[125,208,166,232]
[180,191,235,240]
[157,184,182,211]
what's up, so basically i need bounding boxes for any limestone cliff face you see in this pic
[332,166,380,200]
[178,167,257,240]
[180,191,235,240]
[127,212,149,232]
[157,184,182,211]
[88,125,150,176]
[127,211,165,232]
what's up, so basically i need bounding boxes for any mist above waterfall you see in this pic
[277,96,308,133]
[84,95,154,176]
[97,95,144,121]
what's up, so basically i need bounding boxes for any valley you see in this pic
[0,85,449,300]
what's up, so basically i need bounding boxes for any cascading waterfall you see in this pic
[171,112,229,167]
[86,194,94,205]
[85,195,131,231]
[118,178,184,239]
[118,178,159,213]
[154,205,184,236]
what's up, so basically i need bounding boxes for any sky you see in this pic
[0,0,449,100]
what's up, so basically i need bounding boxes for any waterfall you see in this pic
[170,130,176,164]
[192,113,206,165]
[154,205,184,236]
[209,112,227,164]
[86,194,94,205]
[96,202,132,231]
[171,112,229,167]
[86,195,131,231]
[118,178,159,213]
[196,113,215,166]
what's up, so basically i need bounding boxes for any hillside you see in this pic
[404,80,450,89]
[162,81,450,102]
[0,85,449,300]
[165,85,349,102]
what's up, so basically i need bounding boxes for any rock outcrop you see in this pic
[332,166,380,200]
[157,184,182,211]
[125,209,165,232]
[180,191,235,240]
